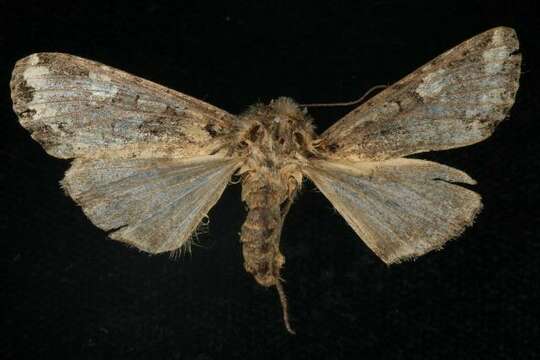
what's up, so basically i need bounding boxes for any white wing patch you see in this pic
[415,69,447,98]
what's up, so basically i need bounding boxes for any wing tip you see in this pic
[480,26,518,46]
[487,26,516,35]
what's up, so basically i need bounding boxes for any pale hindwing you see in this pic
[11,52,237,159]
[304,159,482,264]
[62,156,241,253]
[318,27,521,161]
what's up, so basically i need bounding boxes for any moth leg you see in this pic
[272,179,299,334]
[276,280,295,334]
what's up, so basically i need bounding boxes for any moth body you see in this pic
[236,98,316,286]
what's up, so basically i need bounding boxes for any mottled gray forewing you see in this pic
[62,156,240,253]
[11,52,237,159]
[304,159,482,264]
[318,27,521,161]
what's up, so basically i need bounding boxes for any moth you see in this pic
[11,27,521,334]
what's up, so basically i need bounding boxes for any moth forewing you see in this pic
[10,52,238,160]
[316,26,521,161]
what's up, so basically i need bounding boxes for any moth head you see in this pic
[236,97,316,148]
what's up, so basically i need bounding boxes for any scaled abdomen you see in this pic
[240,179,285,287]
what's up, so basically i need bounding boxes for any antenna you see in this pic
[299,84,387,108]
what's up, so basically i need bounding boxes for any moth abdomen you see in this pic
[240,172,287,287]
[240,204,285,287]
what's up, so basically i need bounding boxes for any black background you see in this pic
[2,1,539,359]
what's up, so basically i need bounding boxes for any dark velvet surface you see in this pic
[2,1,539,359]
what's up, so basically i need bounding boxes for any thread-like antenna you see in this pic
[299,84,387,108]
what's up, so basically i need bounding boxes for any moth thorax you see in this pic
[236,97,315,160]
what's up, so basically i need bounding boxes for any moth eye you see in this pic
[293,132,304,145]
[326,143,340,152]
[237,140,248,149]
[248,124,261,142]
